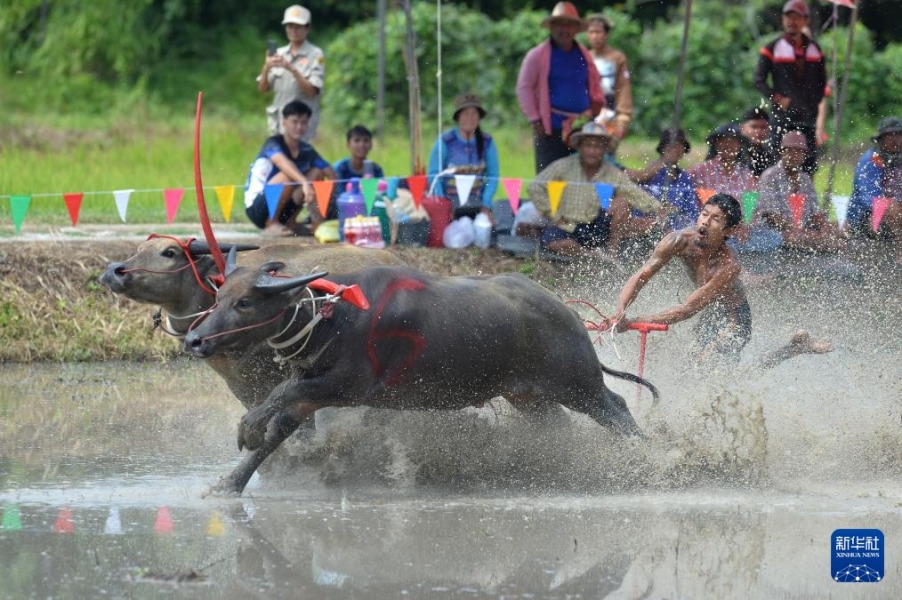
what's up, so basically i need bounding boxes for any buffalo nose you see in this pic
[184,331,204,353]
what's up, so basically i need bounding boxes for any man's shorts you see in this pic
[694,300,753,360]
[245,193,270,229]
[540,209,611,250]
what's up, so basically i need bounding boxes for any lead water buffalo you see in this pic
[101,235,402,493]
[184,258,658,494]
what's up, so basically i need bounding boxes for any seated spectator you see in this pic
[243,100,336,236]
[626,128,698,231]
[529,121,662,260]
[752,130,845,252]
[847,117,902,261]
[332,125,385,184]
[690,123,756,200]
[739,107,778,179]
[427,93,499,221]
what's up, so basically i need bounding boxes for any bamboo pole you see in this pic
[376,0,386,140]
[402,0,423,175]
[671,0,693,129]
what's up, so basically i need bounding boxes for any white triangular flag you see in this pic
[455,174,476,207]
[104,507,123,535]
[113,189,134,223]
[831,195,850,229]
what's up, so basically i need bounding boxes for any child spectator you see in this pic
[626,128,698,231]
[332,125,385,185]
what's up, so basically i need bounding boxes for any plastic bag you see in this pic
[473,212,492,249]
[443,216,475,248]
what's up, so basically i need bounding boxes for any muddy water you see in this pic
[2,256,900,598]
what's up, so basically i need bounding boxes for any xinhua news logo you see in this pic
[831,529,884,583]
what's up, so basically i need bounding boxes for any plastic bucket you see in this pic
[421,195,453,248]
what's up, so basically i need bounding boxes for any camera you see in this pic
[267,39,277,57]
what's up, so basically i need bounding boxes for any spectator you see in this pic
[626,128,698,231]
[753,0,826,173]
[847,117,902,261]
[257,5,325,140]
[753,131,845,252]
[529,121,661,261]
[584,13,633,143]
[738,106,778,179]
[333,125,385,184]
[427,93,499,220]
[517,2,605,173]
[243,101,336,237]
[690,124,756,200]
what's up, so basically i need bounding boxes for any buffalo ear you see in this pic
[260,261,287,274]
[253,271,329,296]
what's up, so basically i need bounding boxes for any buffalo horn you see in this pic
[253,271,329,296]
[225,246,239,276]
[188,240,259,255]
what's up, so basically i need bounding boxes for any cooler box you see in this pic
[421,195,453,248]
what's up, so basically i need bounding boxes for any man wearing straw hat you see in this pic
[517,2,605,173]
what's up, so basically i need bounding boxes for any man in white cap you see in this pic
[529,120,661,261]
[257,5,325,140]
[517,2,605,174]
[753,0,826,173]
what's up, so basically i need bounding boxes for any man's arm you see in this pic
[752,51,775,100]
[626,257,741,328]
[610,231,683,325]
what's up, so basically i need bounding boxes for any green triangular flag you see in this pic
[741,191,759,224]
[2,504,22,530]
[360,178,379,216]
[10,195,31,234]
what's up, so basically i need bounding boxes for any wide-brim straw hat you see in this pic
[873,116,902,141]
[541,2,587,32]
[569,121,613,147]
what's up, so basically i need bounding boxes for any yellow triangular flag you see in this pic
[547,181,566,215]
[214,185,235,222]
[205,510,226,537]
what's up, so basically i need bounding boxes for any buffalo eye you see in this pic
[236,297,253,310]
[161,248,178,258]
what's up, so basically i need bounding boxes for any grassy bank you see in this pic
[0,113,855,232]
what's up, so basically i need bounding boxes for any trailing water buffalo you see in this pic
[184,255,658,495]
[101,235,402,493]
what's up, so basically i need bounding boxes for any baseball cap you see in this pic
[282,5,311,26]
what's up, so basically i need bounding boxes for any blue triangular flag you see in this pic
[385,176,401,200]
[264,184,284,219]
[594,183,614,211]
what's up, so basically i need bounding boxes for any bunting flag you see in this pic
[54,507,75,534]
[154,506,174,534]
[205,510,226,537]
[830,195,850,229]
[826,0,855,7]
[10,195,31,234]
[63,192,84,226]
[787,194,805,228]
[214,185,235,222]
[407,175,427,208]
[741,191,759,223]
[360,177,379,215]
[502,178,522,214]
[696,188,716,206]
[871,197,891,232]
[113,189,133,222]
[454,174,476,207]
[104,507,123,535]
[264,183,284,219]
[547,181,566,215]
[311,180,334,220]
[2,504,22,531]
[385,176,401,200]
[163,188,184,224]
[594,183,614,211]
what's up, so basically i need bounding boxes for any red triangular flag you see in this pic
[63,193,84,226]
[502,178,522,214]
[163,188,184,224]
[154,506,174,534]
[871,197,891,232]
[788,193,805,228]
[696,188,716,206]
[407,175,428,208]
[54,507,75,534]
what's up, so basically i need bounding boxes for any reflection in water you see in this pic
[1,252,900,598]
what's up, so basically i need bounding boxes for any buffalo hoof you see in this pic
[203,477,243,499]
[238,407,270,451]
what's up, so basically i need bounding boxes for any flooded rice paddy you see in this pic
[1,253,900,598]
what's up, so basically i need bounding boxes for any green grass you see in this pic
[0,112,855,230]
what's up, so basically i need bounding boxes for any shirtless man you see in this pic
[607,193,831,367]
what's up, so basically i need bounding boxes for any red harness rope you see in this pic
[120,233,219,296]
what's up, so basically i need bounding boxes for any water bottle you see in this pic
[336,178,366,242]
[473,211,493,249]
[372,180,392,244]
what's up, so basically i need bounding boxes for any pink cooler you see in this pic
[421,195,453,248]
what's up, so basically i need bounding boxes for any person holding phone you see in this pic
[257,5,325,140]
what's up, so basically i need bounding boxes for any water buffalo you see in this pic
[101,235,402,493]
[184,258,658,495]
